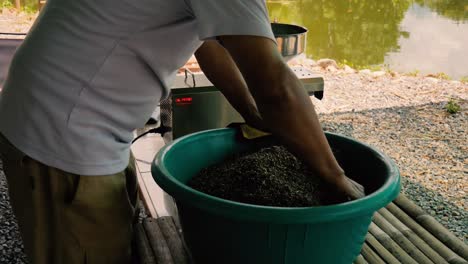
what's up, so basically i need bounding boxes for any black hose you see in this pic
[132,125,171,144]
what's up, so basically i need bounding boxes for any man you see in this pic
[0,0,364,263]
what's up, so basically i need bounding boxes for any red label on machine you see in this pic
[175,97,193,105]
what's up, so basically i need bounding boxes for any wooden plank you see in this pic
[136,162,158,218]
[386,203,467,263]
[132,131,165,172]
[394,194,468,261]
[143,218,175,264]
[135,224,157,264]
[132,131,167,218]
[142,172,171,217]
[379,207,448,264]
[156,217,192,264]
[373,211,434,263]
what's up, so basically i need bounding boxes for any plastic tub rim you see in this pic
[152,128,400,223]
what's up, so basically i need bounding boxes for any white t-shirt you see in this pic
[0,0,274,175]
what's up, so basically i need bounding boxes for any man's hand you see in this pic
[217,35,365,200]
[335,175,366,200]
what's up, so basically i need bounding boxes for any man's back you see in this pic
[0,0,205,175]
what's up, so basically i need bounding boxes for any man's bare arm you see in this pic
[218,35,364,199]
[195,41,265,130]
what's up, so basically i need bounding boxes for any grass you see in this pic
[1,1,38,14]
[406,70,420,77]
[445,99,461,114]
[435,72,451,80]
[460,76,468,83]
[337,60,387,72]
[1,0,13,9]
[22,5,37,14]
[426,72,451,80]
[335,61,457,81]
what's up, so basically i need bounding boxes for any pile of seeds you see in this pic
[188,145,348,207]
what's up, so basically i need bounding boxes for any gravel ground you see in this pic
[0,160,28,264]
[0,9,35,35]
[320,101,467,242]
[310,64,467,242]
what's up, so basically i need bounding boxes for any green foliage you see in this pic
[406,70,420,77]
[337,59,387,71]
[0,0,38,12]
[460,76,468,83]
[337,59,349,69]
[445,99,461,114]
[22,4,36,14]
[368,64,384,71]
[1,0,13,9]
[434,72,451,80]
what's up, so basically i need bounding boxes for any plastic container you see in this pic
[152,128,400,264]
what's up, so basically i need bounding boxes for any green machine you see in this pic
[159,23,325,143]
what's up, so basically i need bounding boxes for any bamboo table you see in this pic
[134,194,468,264]
[131,131,467,264]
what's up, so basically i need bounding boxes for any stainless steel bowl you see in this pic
[271,23,307,61]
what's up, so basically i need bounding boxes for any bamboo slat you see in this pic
[379,207,448,264]
[373,211,434,263]
[143,218,175,264]
[354,254,368,264]
[365,232,401,264]
[368,222,418,263]
[135,224,157,264]
[386,202,467,263]
[394,194,468,260]
[361,242,386,263]
[156,217,191,264]
[134,195,468,264]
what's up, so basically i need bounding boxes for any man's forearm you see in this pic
[219,35,344,181]
[195,41,263,128]
[253,63,344,178]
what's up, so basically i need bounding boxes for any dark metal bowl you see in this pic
[271,23,307,61]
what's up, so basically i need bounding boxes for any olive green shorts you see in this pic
[0,133,138,264]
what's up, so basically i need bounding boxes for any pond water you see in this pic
[267,0,468,79]
[5,0,468,78]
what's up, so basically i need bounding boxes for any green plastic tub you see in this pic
[152,128,400,264]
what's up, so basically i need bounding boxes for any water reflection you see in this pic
[3,0,467,77]
[385,4,468,78]
[267,0,468,78]
[415,0,468,22]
